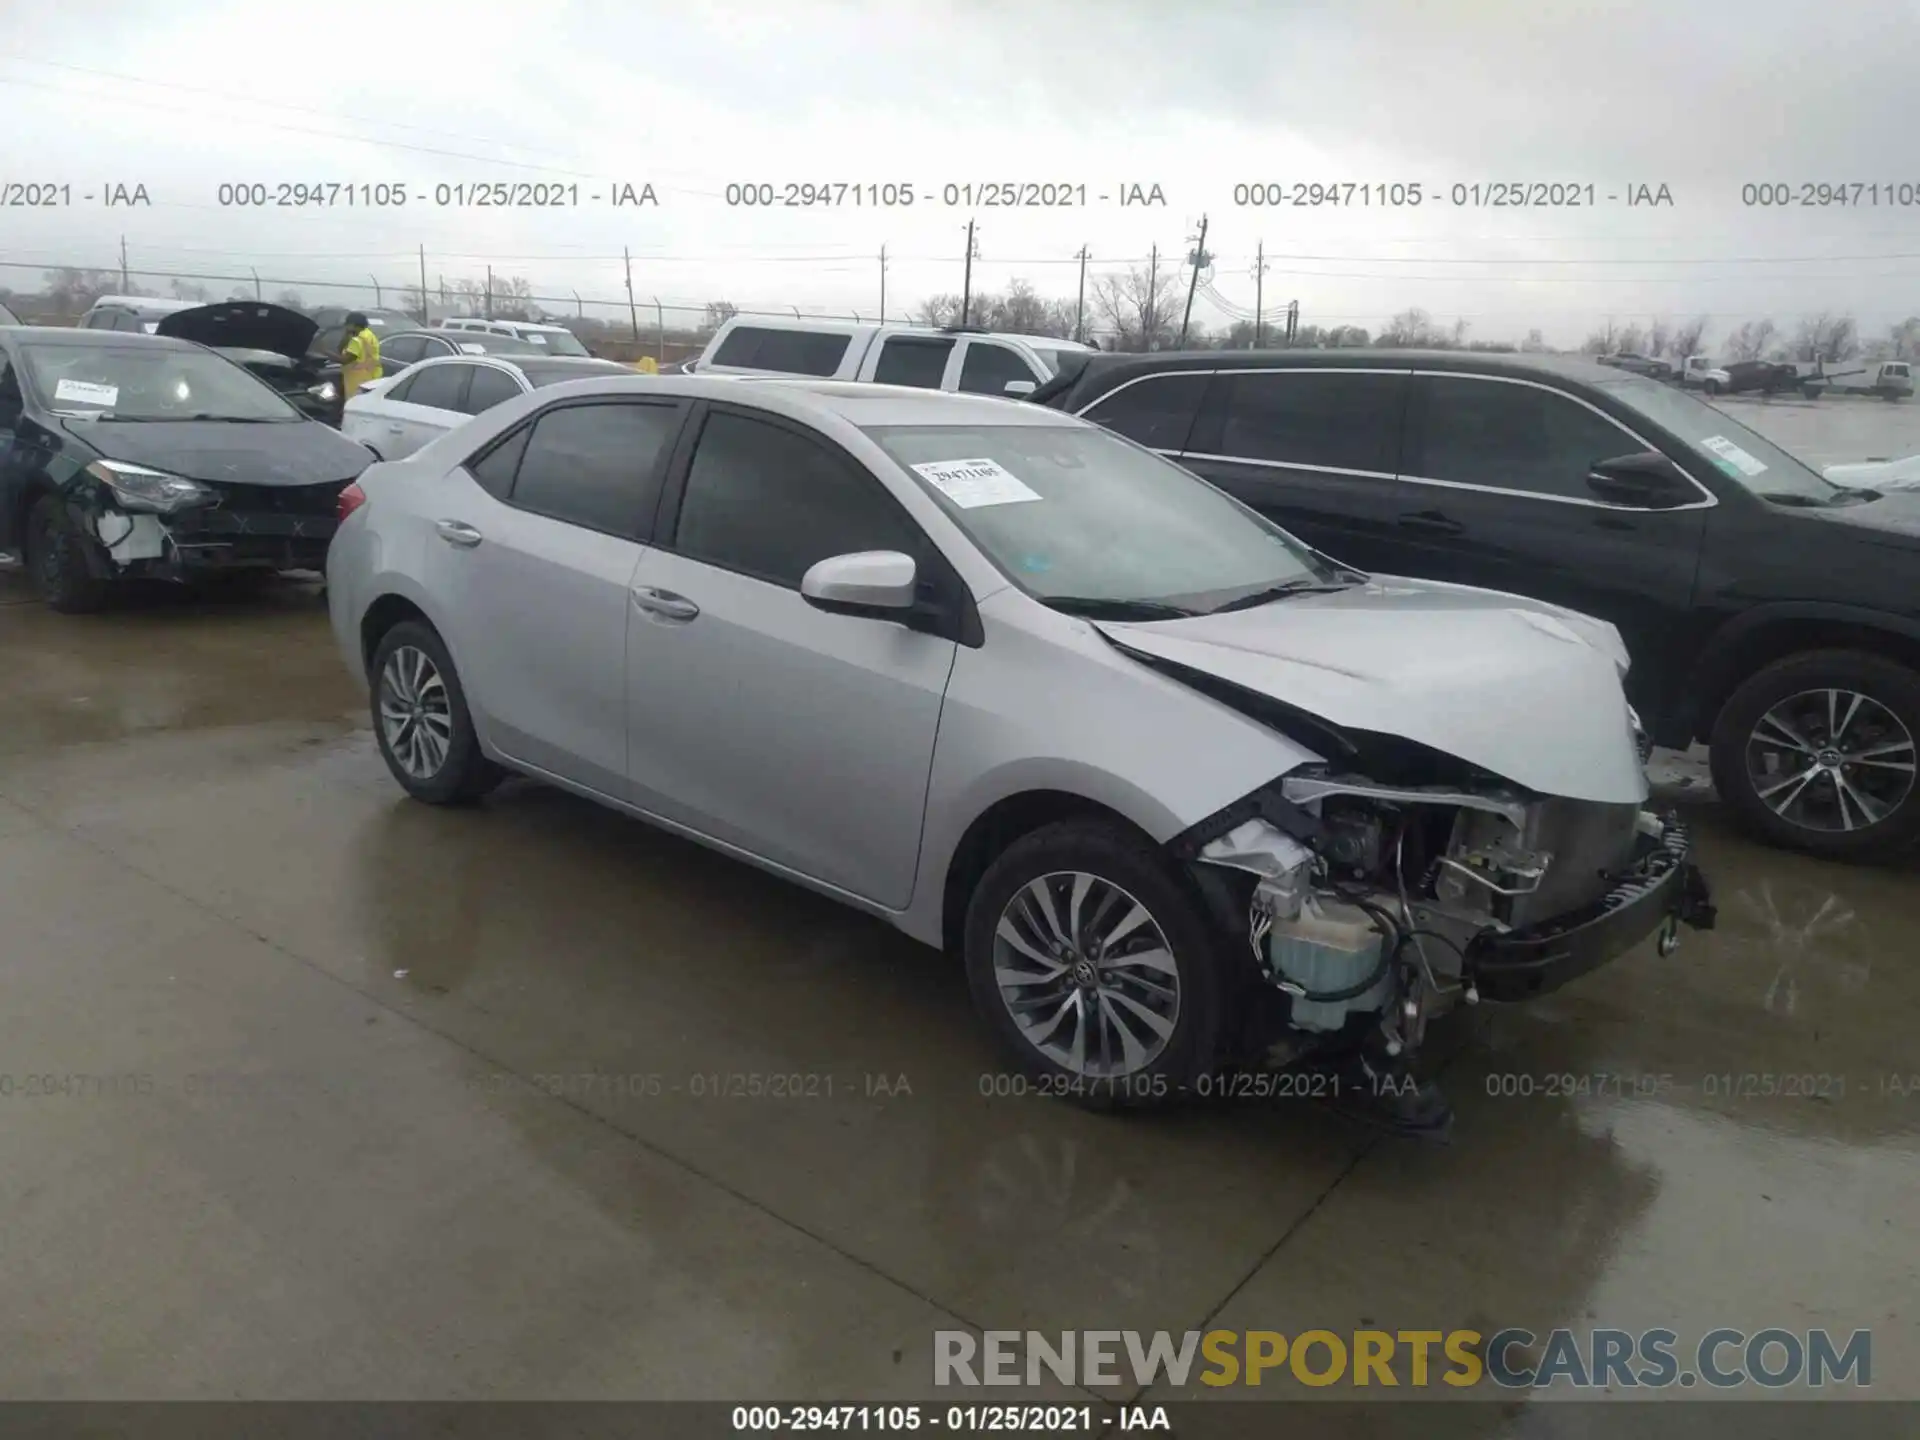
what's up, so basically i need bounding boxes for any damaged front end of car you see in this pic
[1171,726,1715,1135]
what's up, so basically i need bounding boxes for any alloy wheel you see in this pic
[1745,687,1917,834]
[991,871,1181,1078]
[378,644,454,780]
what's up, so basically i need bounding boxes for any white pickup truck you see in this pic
[694,317,1091,396]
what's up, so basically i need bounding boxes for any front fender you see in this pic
[1684,601,1920,733]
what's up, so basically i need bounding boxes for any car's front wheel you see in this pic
[962,820,1229,1106]
[368,619,502,804]
[24,493,109,613]
[1710,650,1920,860]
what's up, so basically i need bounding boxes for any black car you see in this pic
[1708,359,1801,397]
[1036,349,1920,860]
[155,301,338,423]
[0,327,375,610]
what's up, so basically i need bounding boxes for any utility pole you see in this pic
[1144,244,1159,350]
[371,275,383,308]
[623,247,639,340]
[251,267,262,301]
[419,245,429,324]
[1251,242,1268,348]
[1285,299,1300,347]
[484,265,493,319]
[1178,214,1210,347]
[960,221,978,325]
[1073,245,1089,343]
[878,244,888,324]
[119,236,129,293]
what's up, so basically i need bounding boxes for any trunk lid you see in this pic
[156,301,320,364]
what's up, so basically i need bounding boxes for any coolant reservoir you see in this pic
[1267,896,1391,1033]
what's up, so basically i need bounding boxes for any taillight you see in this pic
[337,482,367,521]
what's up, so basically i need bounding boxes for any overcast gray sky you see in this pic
[3,0,1917,345]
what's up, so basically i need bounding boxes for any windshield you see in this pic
[1599,374,1839,503]
[19,342,301,422]
[863,423,1339,610]
[516,328,590,357]
[448,333,543,356]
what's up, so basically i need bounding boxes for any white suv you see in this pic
[435,318,591,357]
[695,317,1091,395]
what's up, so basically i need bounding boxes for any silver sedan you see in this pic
[326,375,1713,1119]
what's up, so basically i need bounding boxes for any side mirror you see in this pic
[1002,379,1037,397]
[800,550,918,618]
[1586,451,1694,509]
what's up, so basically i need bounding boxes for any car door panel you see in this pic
[1400,372,1709,720]
[623,405,955,908]
[427,399,685,796]
[625,549,954,905]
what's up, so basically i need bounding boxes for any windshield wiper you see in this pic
[1045,596,1200,621]
[1208,577,1358,614]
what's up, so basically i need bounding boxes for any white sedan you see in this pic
[342,353,637,459]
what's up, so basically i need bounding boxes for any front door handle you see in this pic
[631,586,700,622]
[1398,509,1465,537]
[386,423,405,435]
[435,519,483,548]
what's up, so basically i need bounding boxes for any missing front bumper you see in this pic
[1466,814,1716,1002]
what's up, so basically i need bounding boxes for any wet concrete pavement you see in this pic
[1,574,1916,1420]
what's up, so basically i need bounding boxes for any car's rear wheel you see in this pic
[962,820,1228,1107]
[24,493,108,613]
[1710,650,1920,860]
[368,620,502,804]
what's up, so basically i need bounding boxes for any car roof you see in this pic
[1058,347,1627,389]
[85,295,198,314]
[528,373,1083,427]
[713,315,1070,349]
[4,325,199,350]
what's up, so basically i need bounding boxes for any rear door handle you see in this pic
[631,586,699,622]
[435,519,483,548]
[1398,509,1465,537]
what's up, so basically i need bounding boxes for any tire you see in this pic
[367,619,502,804]
[24,493,109,613]
[1709,649,1920,861]
[962,819,1230,1108]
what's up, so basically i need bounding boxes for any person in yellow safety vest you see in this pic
[339,312,383,400]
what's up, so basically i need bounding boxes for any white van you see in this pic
[694,317,1091,395]
[435,317,591,357]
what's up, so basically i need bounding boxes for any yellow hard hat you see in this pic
[635,356,659,374]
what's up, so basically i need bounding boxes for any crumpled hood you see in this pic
[62,416,372,487]
[156,301,318,362]
[1096,577,1647,804]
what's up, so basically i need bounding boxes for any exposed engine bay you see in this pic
[1182,763,1717,1076]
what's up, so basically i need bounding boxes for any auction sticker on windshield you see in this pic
[1701,435,1768,477]
[912,457,1042,509]
[54,378,119,406]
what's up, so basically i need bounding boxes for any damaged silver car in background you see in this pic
[325,378,1714,1135]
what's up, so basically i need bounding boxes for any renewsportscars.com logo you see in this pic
[933,1328,1873,1390]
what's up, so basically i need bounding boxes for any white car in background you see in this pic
[342,353,636,459]
[1825,454,1920,493]
[435,317,593,356]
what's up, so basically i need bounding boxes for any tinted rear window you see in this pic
[710,325,850,376]
[1214,371,1404,473]
[1080,372,1209,450]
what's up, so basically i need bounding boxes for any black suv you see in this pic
[1036,349,1920,860]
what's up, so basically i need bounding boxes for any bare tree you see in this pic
[701,300,739,335]
[225,285,252,301]
[1520,328,1550,353]
[1326,324,1370,348]
[1790,312,1858,363]
[1579,328,1612,355]
[1090,266,1182,351]
[1670,316,1710,360]
[1041,297,1081,340]
[275,289,305,309]
[1890,317,1920,360]
[1614,323,1647,356]
[1646,318,1673,358]
[1724,319,1777,362]
[1378,307,1453,347]
[914,293,965,328]
[42,267,124,312]
[168,279,212,303]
